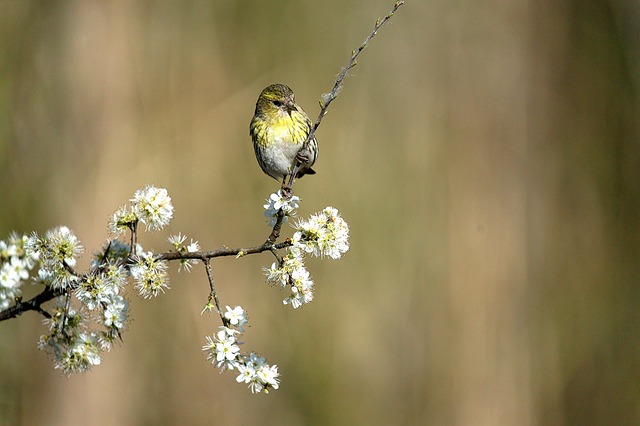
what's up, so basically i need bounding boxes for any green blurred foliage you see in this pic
[0,0,639,425]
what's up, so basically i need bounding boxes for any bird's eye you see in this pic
[272,100,283,107]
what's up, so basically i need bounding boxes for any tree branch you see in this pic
[285,0,405,191]
[156,240,292,262]
[0,238,293,322]
[0,286,61,321]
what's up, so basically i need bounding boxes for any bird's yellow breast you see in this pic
[252,109,310,148]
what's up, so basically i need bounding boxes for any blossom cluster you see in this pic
[109,185,174,235]
[37,302,102,374]
[265,249,314,308]
[75,261,130,345]
[27,226,84,290]
[130,251,170,299]
[293,207,350,260]
[202,306,280,394]
[263,202,350,308]
[1,227,129,372]
[263,190,300,227]
[0,186,180,375]
[0,232,37,310]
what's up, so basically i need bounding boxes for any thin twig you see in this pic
[130,222,138,257]
[62,260,78,277]
[203,258,229,326]
[285,0,404,191]
[265,209,286,245]
[157,240,292,262]
[60,292,72,338]
[269,247,283,265]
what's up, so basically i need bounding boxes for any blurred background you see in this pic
[1,0,639,424]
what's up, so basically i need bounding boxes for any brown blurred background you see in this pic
[1,0,639,425]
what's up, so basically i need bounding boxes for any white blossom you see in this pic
[263,190,300,227]
[130,185,174,231]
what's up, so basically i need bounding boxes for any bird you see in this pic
[250,84,318,185]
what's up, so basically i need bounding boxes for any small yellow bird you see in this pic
[250,84,318,183]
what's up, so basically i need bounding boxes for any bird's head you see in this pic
[256,83,298,117]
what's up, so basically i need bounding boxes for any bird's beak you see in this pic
[286,101,297,116]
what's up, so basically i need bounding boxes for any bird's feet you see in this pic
[280,181,294,199]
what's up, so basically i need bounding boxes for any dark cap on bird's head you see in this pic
[256,84,298,115]
[261,83,293,98]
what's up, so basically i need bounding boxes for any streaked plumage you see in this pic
[250,84,318,181]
